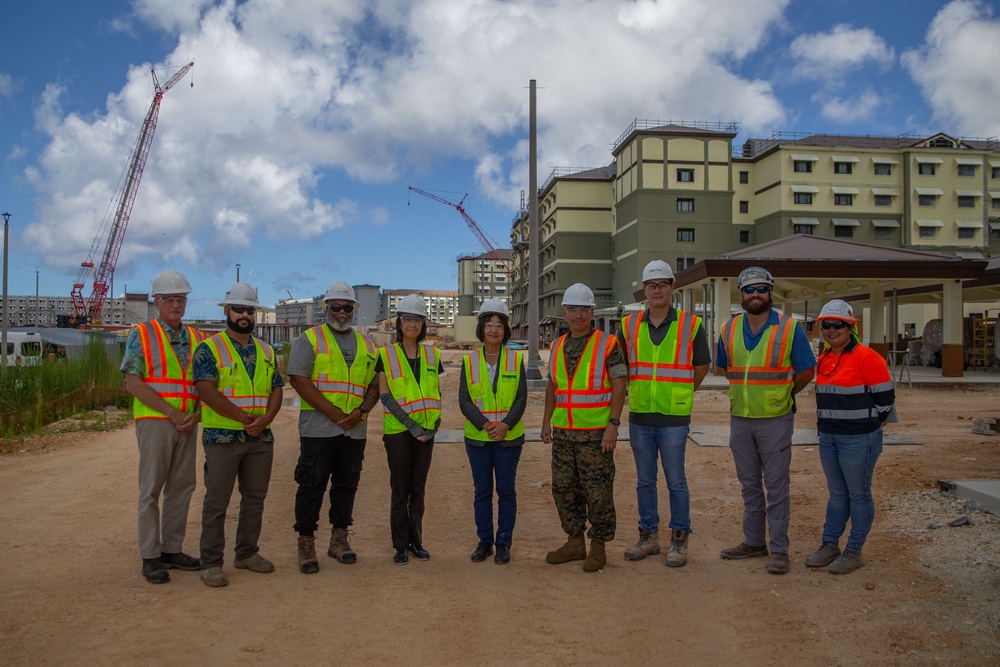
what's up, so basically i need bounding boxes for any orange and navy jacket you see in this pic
[815,339,895,435]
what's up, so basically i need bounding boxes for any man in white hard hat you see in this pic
[619,260,711,567]
[716,266,815,575]
[192,282,284,588]
[541,282,628,573]
[288,281,380,573]
[121,269,205,584]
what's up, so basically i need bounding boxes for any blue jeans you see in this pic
[465,442,522,547]
[628,424,691,533]
[818,429,883,552]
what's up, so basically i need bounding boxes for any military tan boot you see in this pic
[583,539,607,572]
[666,530,689,568]
[624,529,660,561]
[328,528,357,564]
[545,533,587,564]
[297,536,318,574]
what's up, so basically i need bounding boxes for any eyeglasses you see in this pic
[644,281,674,291]
[229,306,255,315]
[401,315,424,323]
[160,296,187,305]
[483,322,505,331]
[327,304,354,314]
[742,285,770,294]
[821,320,850,330]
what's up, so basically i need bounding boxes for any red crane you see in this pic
[71,61,194,323]
[407,186,512,279]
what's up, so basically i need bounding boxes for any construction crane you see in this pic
[70,61,194,324]
[407,186,512,279]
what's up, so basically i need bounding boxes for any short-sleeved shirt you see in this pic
[193,333,284,444]
[120,319,196,376]
[551,328,628,442]
[714,308,816,373]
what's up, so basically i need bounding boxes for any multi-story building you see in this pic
[353,283,384,329]
[2,293,151,327]
[456,249,512,316]
[382,289,458,326]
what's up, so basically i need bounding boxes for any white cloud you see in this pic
[812,90,883,123]
[902,0,1000,137]
[0,72,14,98]
[790,24,895,80]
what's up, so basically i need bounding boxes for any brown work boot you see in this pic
[545,533,587,564]
[767,552,790,575]
[623,530,660,561]
[666,530,689,568]
[298,535,319,574]
[328,528,357,564]
[720,542,768,560]
[583,539,607,572]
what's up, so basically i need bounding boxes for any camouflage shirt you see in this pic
[551,328,628,442]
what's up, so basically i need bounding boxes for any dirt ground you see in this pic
[1,350,999,666]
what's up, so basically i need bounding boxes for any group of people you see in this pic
[124,260,895,587]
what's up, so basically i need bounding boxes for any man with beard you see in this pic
[288,281,379,573]
[193,282,284,587]
[715,266,815,575]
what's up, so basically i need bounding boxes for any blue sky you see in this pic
[2,0,999,319]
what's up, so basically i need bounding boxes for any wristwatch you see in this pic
[359,407,368,422]
[609,418,621,427]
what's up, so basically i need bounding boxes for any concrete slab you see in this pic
[946,480,1000,515]
[687,426,922,447]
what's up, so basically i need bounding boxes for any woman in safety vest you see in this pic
[807,299,895,575]
[458,299,527,565]
[376,293,443,565]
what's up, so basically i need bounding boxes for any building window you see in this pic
[958,164,977,177]
[918,163,936,176]
[739,200,749,213]
[874,163,892,176]
[677,168,694,183]
[793,224,814,235]
[918,195,937,207]
[918,226,937,239]
[993,167,1000,179]
[874,227,893,239]
[675,257,695,270]
[834,194,854,206]
[739,171,749,184]
[958,196,976,208]
[834,226,854,238]
[874,195,893,207]
[834,162,853,175]
[793,161,812,173]
[676,198,694,213]
[739,230,750,243]
[993,198,1000,209]
[794,193,813,205]
[958,227,977,240]
[677,228,695,243]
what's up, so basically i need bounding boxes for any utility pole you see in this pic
[527,80,541,379]
[2,212,10,368]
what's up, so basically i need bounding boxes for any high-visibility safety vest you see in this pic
[721,312,797,418]
[301,325,377,415]
[132,320,206,420]
[462,347,525,442]
[550,330,615,430]
[622,310,701,416]
[380,342,442,435]
[199,333,276,431]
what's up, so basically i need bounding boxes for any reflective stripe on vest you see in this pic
[622,310,700,415]
[133,320,204,420]
[463,347,525,442]
[551,330,614,430]
[381,342,442,434]
[721,312,796,418]
[199,333,276,430]
[301,325,377,414]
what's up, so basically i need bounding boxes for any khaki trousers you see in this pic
[135,419,198,559]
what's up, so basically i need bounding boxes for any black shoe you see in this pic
[393,548,409,565]
[494,545,511,565]
[142,558,170,584]
[471,542,493,562]
[160,551,200,571]
[407,544,430,561]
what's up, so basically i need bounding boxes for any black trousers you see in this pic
[293,435,365,536]
[383,431,434,551]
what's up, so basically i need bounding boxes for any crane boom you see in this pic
[71,61,194,322]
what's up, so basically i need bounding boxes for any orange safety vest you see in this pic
[132,320,206,420]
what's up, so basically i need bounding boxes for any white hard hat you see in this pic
[562,283,596,307]
[737,266,774,290]
[150,269,193,296]
[818,299,856,324]
[477,298,509,320]
[324,280,357,303]
[642,260,675,282]
[219,282,259,307]
[396,293,428,318]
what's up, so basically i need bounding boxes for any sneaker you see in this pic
[624,530,660,561]
[393,548,409,565]
[720,542,769,560]
[141,558,170,584]
[767,552,789,575]
[201,566,228,588]
[234,553,275,573]
[665,530,689,568]
[407,544,430,561]
[828,550,865,575]
[159,551,200,571]
[471,542,493,562]
[805,542,842,568]
[494,545,511,565]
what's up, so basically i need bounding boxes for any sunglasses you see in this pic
[644,281,674,290]
[821,320,850,330]
[742,285,770,294]
[327,304,354,313]
[229,305,255,315]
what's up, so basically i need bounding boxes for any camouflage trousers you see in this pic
[551,433,616,542]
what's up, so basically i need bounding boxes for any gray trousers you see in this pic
[728,412,794,554]
[200,440,273,568]
[136,419,198,560]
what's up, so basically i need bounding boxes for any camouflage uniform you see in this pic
[551,330,628,542]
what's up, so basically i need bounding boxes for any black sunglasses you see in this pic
[821,320,849,330]
[229,305,255,315]
[742,285,770,294]
[327,304,354,314]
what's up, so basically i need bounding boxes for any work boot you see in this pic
[159,551,200,571]
[545,533,587,564]
[828,550,865,575]
[666,530,689,568]
[805,542,842,568]
[583,539,607,573]
[767,552,790,575]
[298,535,319,574]
[141,558,169,584]
[234,553,274,573]
[623,530,660,561]
[720,542,768,560]
[328,528,357,564]
[201,566,228,588]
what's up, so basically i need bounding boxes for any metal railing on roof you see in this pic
[737,131,1000,159]
[612,119,740,152]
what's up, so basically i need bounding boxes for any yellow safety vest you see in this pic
[301,326,377,414]
[380,343,442,435]
[132,320,205,420]
[462,347,525,442]
[721,312,797,418]
[199,333,276,431]
[550,330,615,430]
[622,310,701,416]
